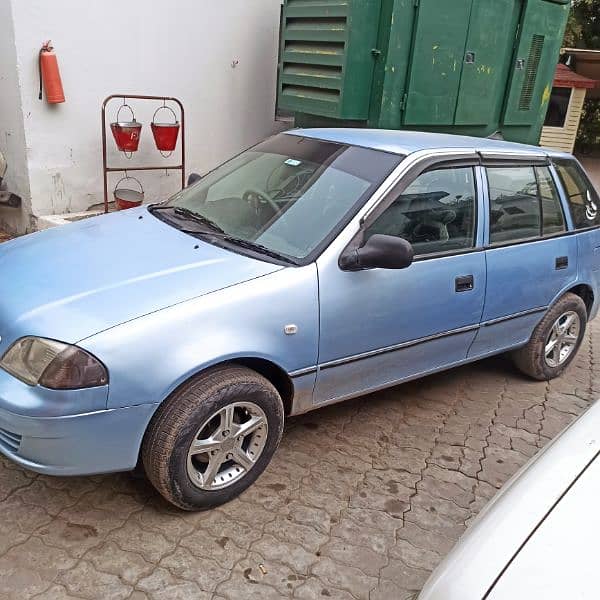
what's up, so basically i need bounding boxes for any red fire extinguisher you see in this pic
[38,41,65,104]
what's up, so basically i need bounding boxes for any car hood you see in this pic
[0,207,282,348]
[486,451,600,599]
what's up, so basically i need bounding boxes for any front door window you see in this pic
[365,167,477,256]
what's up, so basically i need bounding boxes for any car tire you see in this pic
[141,364,284,511]
[511,292,587,381]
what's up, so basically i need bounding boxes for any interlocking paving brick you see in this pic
[136,567,210,600]
[159,546,230,593]
[85,541,155,586]
[58,559,132,600]
[311,556,378,600]
[0,316,597,599]
[293,577,356,599]
[0,537,77,599]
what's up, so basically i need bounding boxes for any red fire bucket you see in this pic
[110,104,142,154]
[151,105,180,155]
[113,175,144,210]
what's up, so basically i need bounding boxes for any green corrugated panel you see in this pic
[278,0,382,119]
[503,0,570,127]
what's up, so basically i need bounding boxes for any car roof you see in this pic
[286,128,572,159]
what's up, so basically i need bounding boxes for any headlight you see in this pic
[0,337,108,389]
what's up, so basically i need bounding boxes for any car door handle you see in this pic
[555,256,568,270]
[455,275,474,292]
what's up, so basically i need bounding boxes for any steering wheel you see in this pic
[242,188,280,215]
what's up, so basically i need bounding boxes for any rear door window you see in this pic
[487,165,567,244]
[554,159,600,229]
[487,166,540,244]
[537,166,566,236]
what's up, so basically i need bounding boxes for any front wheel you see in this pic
[141,365,284,510]
[512,292,587,381]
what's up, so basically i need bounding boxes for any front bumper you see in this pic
[0,367,158,475]
[0,403,158,475]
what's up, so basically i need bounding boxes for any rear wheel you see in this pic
[141,365,284,510]
[512,292,587,380]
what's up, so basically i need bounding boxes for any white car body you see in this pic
[419,400,600,599]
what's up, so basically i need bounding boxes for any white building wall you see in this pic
[0,0,32,233]
[4,0,283,231]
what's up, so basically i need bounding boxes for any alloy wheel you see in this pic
[544,310,580,368]
[186,401,268,490]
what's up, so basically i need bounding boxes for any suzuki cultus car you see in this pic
[0,129,598,510]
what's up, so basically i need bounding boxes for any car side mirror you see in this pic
[339,234,414,271]
[187,172,202,186]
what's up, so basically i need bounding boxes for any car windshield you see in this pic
[153,134,402,263]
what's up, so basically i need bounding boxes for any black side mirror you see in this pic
[339,234,414,271]
[187,172,202,186]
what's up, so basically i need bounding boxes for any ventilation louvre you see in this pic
[286,16,347,33]
[0,426,22,453]
[277,0,380,120]
[281,84,340,103]
[279,2,349,116]
[519,34,545,111]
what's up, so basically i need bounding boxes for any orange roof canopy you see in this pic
[553,63,598,89]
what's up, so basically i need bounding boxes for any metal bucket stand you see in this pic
[102,94,185,213]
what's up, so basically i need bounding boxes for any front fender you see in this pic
[80,265,319,410]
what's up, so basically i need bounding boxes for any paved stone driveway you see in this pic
[0,319,597,600]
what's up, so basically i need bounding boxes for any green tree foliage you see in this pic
[564,0,600,154]
[577,100,600,154]
[564,0,600,49]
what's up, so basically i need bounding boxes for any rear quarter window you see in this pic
[554,159,600,229]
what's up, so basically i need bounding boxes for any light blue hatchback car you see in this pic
[1,129,599,509]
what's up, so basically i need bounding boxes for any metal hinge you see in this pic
[371,48,381,58]
[399,93,408,112]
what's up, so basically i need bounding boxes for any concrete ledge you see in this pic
[36,210,103,230]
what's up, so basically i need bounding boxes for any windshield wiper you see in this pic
[149,204,225,234]
[149,205,296,265]
[172,207,225,234]
[214,234,297,265]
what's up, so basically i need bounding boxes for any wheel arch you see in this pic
[228,357,294,416]
[565,283,595,317]
[158,355,295,417]
[135,355,296,472]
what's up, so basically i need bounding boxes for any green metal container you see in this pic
[277,0,571,145]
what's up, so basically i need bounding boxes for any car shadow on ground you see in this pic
[0,343,593,599]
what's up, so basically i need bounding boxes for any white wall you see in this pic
[0,0,32,233]
[5,0,283,229]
